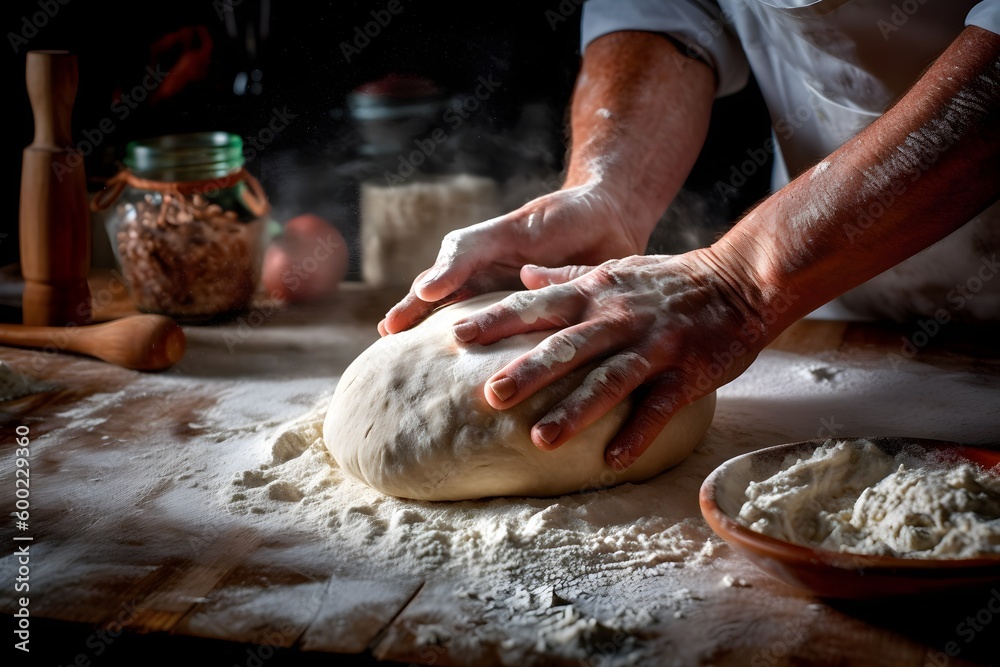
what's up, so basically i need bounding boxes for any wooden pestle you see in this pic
[0,315,186,371]
[19,50,93,327]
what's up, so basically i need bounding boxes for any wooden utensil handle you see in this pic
[0,322,63,349]
[0,316,186,371]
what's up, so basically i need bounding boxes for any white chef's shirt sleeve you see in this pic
[581,0,749,97]
[966,0,1000,34]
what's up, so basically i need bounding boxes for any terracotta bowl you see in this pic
[699,437,1000,599]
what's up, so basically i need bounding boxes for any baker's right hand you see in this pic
[378,183,648,336]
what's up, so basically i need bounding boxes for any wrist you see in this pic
[560,168,663,253]
[692,235,801,347]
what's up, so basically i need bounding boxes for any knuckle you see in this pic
[604,310,637,332]
[437,230,468,259]
[588,264,621,289]
[580,352,650,407]
[608,352,652,384]
[500,289,539,313]
[502,286,573,326]
[536,334,579,367]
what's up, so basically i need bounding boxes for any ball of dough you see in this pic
[323,292,716,501]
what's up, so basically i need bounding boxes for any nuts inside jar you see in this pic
[115,192,262,319]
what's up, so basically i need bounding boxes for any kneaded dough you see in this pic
[323,292,716,501]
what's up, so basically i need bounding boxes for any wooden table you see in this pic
[2,272,999,666]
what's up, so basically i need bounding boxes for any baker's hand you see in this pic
[377,183,647,336]
[449,251,775,470]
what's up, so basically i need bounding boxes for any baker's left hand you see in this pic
[451,251,772,470]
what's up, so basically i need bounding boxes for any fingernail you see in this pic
[419,269,442,290]
[535,422,561,448]
[453,321,479,342]
[489,377,517,402]
[607,448,630,471]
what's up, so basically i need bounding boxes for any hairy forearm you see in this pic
[564,31,716,242]
[710,25,1000,336]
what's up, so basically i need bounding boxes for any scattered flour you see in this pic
[720,574,750,588]
[224,401,721,663]
[738,439,1000,558]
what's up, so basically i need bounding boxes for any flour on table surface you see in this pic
[225,399,722,664]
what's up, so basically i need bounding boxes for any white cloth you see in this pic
[582,0,1000,321]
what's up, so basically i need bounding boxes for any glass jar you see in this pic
[93,132,270,323]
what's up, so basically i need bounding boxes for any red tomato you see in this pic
[262,214,349,303]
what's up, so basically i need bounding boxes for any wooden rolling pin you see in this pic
[0,315,186,371]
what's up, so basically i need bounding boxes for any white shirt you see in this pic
[582,0,1000,320]
[583,0,999,182]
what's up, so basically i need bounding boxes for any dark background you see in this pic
[4,0,772,276]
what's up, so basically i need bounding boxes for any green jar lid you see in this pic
[125,132,244,180]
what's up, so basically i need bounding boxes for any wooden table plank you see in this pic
[372,581,495,667]
[300,577,424,653]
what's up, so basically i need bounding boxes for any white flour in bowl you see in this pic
[737,439,1000,558]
